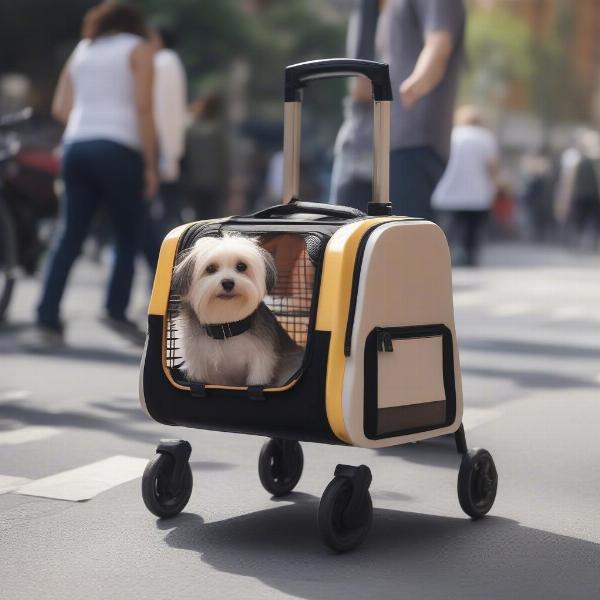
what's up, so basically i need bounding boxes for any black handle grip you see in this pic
[285,58,393,102]
[251,200,365,220]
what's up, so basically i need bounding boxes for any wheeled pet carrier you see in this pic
[140,59,498,552]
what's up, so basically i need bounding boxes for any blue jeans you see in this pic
[389,146,446,220]
[37,140,144,329]
[332,176,372,212]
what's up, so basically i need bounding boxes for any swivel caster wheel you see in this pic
[258,438,303,497]
[457,448,498,519]
[142,440,193,518]
[318,464,373,553]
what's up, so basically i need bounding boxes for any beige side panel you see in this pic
[341,221,463,448]
[378,336,446,409]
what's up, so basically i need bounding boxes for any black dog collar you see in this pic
[204,312,256,339]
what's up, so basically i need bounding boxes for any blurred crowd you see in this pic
[2,0,600,348]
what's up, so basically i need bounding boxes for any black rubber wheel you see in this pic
[258,438,303,497]
[142,453,193,518]
[318,476,373,553]
[458,448,498,519]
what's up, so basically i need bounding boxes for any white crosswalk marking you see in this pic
[462,407,502,431]
[0,426,62,446]
[14,455,148,502]
[489,303,532,317]
[549,306,588,321]
[0,475,33,495]
[0,389,31,401]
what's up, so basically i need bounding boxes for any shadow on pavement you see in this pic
[376,437,461,470]
[1,343,142,366]
[158,500,599,600]
[461,337,600,360]
[462,364,595,390]
[0,400,159,444]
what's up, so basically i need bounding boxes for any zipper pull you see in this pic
[376,329,385,352]
[384,332,393,352]
[376,330,394,352]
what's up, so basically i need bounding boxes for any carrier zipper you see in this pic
[343,223,387,356]
[343,218,422,357]
[344,223,387,357]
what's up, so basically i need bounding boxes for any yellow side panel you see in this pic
[316,217,411,444]
[148,224,191,316]
[148,219,228,316]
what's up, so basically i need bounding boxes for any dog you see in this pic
[173,234,303,387]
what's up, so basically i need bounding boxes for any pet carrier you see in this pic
[140,59,498,552]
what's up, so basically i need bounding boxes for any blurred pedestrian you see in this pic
[330,0,381,210]
[519,151,554,242]
[376,0,465,219]
[570,131,600,249]
[183,94,230,220]
[142,23,188,270]
[32,2,156,346]
[432,105,499,266]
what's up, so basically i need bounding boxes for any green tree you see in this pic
[462,6,534,109]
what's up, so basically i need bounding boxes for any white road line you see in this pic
[0,426,62,446]
[453,291,488,308]
[489,303,532,317]
[0,389,32,401]
[15,455,148,502]
[549,306,588,321]
[0,475,33,495]
[462,408,503,431]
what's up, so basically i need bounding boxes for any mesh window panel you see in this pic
[164,234,317,379]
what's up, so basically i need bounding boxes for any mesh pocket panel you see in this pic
[165,233,318,381]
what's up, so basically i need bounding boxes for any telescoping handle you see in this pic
[283,59,393,215]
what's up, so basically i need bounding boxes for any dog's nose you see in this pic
[221,278,235,292]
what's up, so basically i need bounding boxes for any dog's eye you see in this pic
[205,264,218,274]
[236,262,247,272]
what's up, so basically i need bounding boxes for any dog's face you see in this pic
[174,235,276,325]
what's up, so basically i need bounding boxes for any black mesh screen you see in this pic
[165,233,317,377]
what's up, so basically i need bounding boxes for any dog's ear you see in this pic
[263,249,277,293]
[172,251,196,299]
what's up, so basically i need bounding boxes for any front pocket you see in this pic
[363,325,456,439]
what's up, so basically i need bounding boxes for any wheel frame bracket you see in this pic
[334,464,372,529]
[156,439,192,494]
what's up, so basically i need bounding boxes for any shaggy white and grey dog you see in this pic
[173,234,303,387]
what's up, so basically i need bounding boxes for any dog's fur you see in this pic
[173,234,303,387]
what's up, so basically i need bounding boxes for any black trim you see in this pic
[367,202,392,216]
[285,59,393,102]
[250,200,365,221]
[363,324,456,440]
[143,316,342,444]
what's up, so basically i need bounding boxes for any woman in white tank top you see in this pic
[33,2,157,345]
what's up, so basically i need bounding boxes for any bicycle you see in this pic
[0,108,60,320]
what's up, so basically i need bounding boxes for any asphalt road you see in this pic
[1,242,599,600]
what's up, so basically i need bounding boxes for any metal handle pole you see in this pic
[282,101,302,204]
[372,100,390,205]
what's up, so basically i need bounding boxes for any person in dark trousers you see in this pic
[31,2,157,347]
[432,105,499,266]
[376,0,465,219]
[183,94,230,220]
[330,0,381,210]
[571,150,600,248]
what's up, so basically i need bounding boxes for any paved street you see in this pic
[1,241,599,600]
